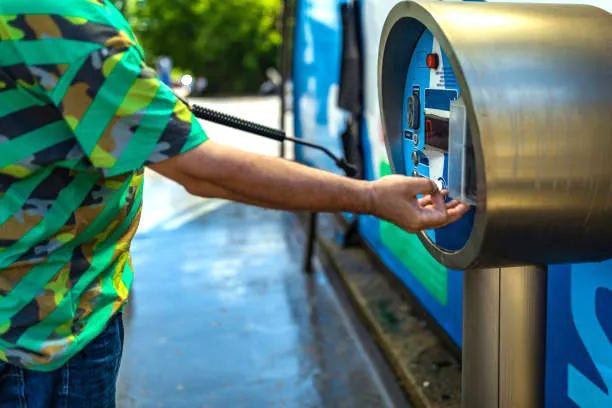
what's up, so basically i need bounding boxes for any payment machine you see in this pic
[378,1,612,407]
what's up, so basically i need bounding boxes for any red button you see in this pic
[426,53,439,69]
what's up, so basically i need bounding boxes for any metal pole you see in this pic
[302,212,318,274]
[462,266,547,408]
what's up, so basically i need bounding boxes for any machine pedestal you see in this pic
[463,266,547,408]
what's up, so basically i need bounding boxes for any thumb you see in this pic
[409,177,440,196]
[410,177,447,216]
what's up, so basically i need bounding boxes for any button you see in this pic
[411,151,419,165]
[412,169,419,177]
[426,53,439,69]
[434,179,444,191]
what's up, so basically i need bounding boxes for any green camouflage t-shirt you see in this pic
[0,0,208,370]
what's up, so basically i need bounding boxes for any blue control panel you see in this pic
[401,29,475,251]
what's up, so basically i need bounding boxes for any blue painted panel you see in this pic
[547,262,612,407]
[292,0,348,175]
[424,89,458,111]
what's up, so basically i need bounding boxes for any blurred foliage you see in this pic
[110,0,136,18]
[111,0,283,95]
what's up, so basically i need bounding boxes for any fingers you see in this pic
[392,177,473,232]
[428,203,471,228]
[410,177,440,196]
[421,199,459,211]
[446,202,471,221]
[445,199,460,210]
[429,189,446,214]
[412,200,471,231]
[412,214,446,231]
[415,183,446,218]
[418,191,449,207]
[418,196,433,207]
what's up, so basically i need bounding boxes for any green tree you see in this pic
[131,0,282,95]
[110,0,138,23]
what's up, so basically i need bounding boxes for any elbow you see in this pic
[182,179,209,198]
[148,160,221,199]
[182,178,196,196]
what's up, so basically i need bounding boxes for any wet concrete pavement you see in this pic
[116,97,408,408]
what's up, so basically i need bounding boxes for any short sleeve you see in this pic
[52,44,208,177]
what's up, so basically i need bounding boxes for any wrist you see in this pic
[358,180,376,215]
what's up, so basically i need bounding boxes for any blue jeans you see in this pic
[0,313,124,408]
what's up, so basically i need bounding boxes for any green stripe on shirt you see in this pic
[73,48,141,156]
[0,168,55,228]
[0,89,47,118]
[180,114,210,155]
[50,53,90,106]
[0,172,99,271]
[109,85,173,175]
[0,121,74,169]
[0,39,101,68]
[0,1,117,27]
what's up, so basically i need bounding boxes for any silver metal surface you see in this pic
[499,266,547,408]
[463,266,547,408]
[378,1,612,269]
[463,268,501,407]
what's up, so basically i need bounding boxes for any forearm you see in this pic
[162,169,285,209]
[152,141,373,214]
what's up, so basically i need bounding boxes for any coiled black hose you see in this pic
[191,104,358,177]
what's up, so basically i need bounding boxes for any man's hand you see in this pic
[369,175,469,232]
[150,140,469,233]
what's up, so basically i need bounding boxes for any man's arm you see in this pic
[149,140,470,233]
[26,9,466,233]
[150,156,304,210]
[151,140,372,212]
